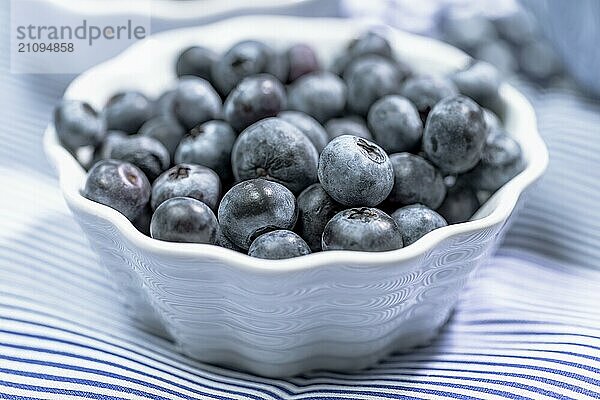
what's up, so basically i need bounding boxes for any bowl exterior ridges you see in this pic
[69,197,509,376]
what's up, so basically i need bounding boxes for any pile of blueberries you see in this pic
[439,8,566,86]
[54,31,524,260]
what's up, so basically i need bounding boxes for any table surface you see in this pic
[2,3,600,399]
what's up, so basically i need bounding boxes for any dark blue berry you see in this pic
[103,91,154,134]
[345,55,405,115]
[400,76,458,122]
[367,95,422,153]
[387,153,446,209]
[211,40,272,96]
[325,116,373,141]
[441,14,497,51]
[154,90,177,119]
[296,183,342,251]
[322,207,403,251]
[288,71,347,123]
[150,197,219,244]
[173,77,222,130]
[54,100,106,151]
[466,130,524,191]
[174,120,237,181]
[224,74,286,133]
[483,108,501,133]
[132,204,152,236]
[232,118,318,194]
[217,231,246,253]
[278,111,329,153]
[449,60,501,110]
[175,46,217,81]
[248,230,311,259]
[218,178,297,250]
[286,43,320,82]
[332,31,394,75]
[391,204,447,246]
[475,40,517,76]
[318,135,393,207]
[151,164,221,211]
[109,136,170,182]
[83,159,150,221]
[138,116,185,159]
[423,95,487,174]
[436,180,480,224]
[492,9,538,45]
[93,130,127,161]
[267,50,290,84]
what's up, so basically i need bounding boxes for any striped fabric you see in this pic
[502,80,600,270]
[3,4,600,400]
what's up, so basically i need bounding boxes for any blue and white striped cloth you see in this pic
[2,5,600,400]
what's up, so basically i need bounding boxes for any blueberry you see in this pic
[150,197,219,244]
[109,136,170,182]
[248,230,311,259]
[344,55,405,115]
[287,71,347,123]
[267,50,290,84]
[278,111,329,153]
[466,130,524,191]
[154,90,177,119]
[325,117,373,141]
[211,40,272,96]
[92,130,127,163]
[330,53,354,77]
[174,120,237,181]
[423,95,487,174]
[103,91,154,134]
[232,118,318,194]
[322,207,403,252]
[441,14,497,51]
[54,100,106,151]
[224,74,287,133]
[83,159,150,221]
[151,163,221,211]
[387,153,447,209]
[217,231,246,253]
[218,178,297,250]
[492,9,538,45]
[483,108,502,133]
[138,116,185,158]
[436,180,480,224]
[348,31,393,59]
[367,95,422,153]
[318,135,394,207]
[400,75,459,123]
[296,183,342,251]
[175,46,217,81]
[391,204,447,246]
[132,204,152,236]
[474,40,517,76]
[286,43,320,82]
[332,31,393,75]
[449,60,501,110]
[173,77,222,130]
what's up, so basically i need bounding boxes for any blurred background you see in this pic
[9,0,598,93]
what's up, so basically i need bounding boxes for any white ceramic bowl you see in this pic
[43,16,548,377]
